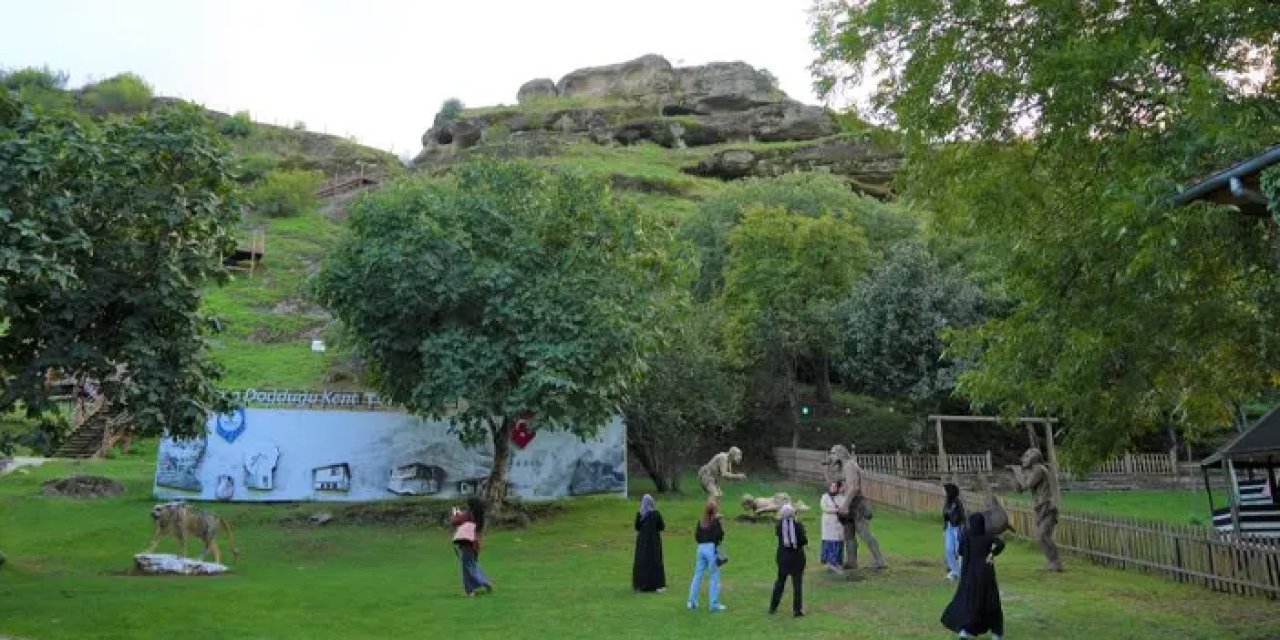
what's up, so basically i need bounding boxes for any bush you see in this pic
[248,169,323,217]
[292,120,306,131]
[439,97,464,121]
[80,72,153,116]
[221,110,253,138]
[1,66,74,113]
[1,66,68,92]
[233,152,277,184]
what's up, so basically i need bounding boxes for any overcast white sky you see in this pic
[0,0,824,156]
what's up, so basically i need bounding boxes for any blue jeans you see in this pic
[457,544,491,594]
[820,540,844,567]
[944,524,962,577]
[687,542,720,607]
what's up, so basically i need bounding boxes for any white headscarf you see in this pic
[780,504,797,548]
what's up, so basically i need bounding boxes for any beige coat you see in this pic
[820,493,845,541]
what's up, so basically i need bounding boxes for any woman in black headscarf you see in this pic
[941,512,1005,639]
[632,494,667,592]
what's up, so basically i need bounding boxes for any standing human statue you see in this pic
[698,447,746,501]
[1012,447,1063,572]
[830,444,886,569]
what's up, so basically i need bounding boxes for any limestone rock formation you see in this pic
[556,54,676,104]
[684,136,903,198]
[413,54,899,195]
[673,61,781,114]
[517,78,557,104]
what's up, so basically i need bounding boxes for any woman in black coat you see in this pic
[769,503,808,617]
[941,512,1005,639]
[632,494,666,592]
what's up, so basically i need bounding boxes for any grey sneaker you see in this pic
[710,604,727,612]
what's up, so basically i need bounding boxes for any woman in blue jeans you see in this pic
[942,483,966,580]
[687,499,726,612]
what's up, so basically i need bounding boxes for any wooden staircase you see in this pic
[53,405,130,459]
[54,416,107,458]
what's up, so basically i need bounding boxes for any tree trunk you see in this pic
[815,355,832,404]
[629,440,669,493]
[485,418,513,510]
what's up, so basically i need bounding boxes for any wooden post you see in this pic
[936,418,947,476]
[985,450,993,474]
[1227,458,1242,536]
[1043,421,1062,506]
[1169,447,1178,476]
[1124,452,1134,475]
[895,451,904,475]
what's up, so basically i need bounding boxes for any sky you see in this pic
[0,0,825,157]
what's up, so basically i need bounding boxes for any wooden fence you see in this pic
[1064,451,1179,476]
[776,448,992,479]
[784,447,1176,479]
[776,447,1280,598]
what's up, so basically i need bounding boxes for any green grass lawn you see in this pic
[2,458,1277,639]
[1053,489,1213,527]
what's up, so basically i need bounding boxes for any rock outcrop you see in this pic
[412,54,900,197]
[415,55,833,164]
[684,135,903,197]
[517,78,557,104]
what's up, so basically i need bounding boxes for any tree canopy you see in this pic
[623,304,742,493]
[722,205,871,408]
[312,159,684,505]
[811,0,1280,463]
[0,91,240,441]
[837,241,984,406]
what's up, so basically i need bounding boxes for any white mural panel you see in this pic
[153,408,626,502]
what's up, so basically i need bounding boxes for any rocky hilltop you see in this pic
[413,55,901,197]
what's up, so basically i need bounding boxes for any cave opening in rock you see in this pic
[660,104,701,117]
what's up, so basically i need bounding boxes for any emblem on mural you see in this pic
[216,408,247,443]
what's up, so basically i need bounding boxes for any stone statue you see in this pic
[740,492,810,517]
[830,444,886,569]
[1012,447,1063,571]
[698,447,746,500]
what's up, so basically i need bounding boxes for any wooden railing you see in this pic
[776,447,1280,598]
[775,448,992,479]
[1064,451,1179,476]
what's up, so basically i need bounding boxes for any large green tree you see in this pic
[811,0,1280,463]
[722,206,871,424]
[0,92,240,441]
[683,172,917,301]
[312,159,683,506]
[623,305,743,493]
[837,241,984,406]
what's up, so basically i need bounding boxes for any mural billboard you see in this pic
[153,407,626,502]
